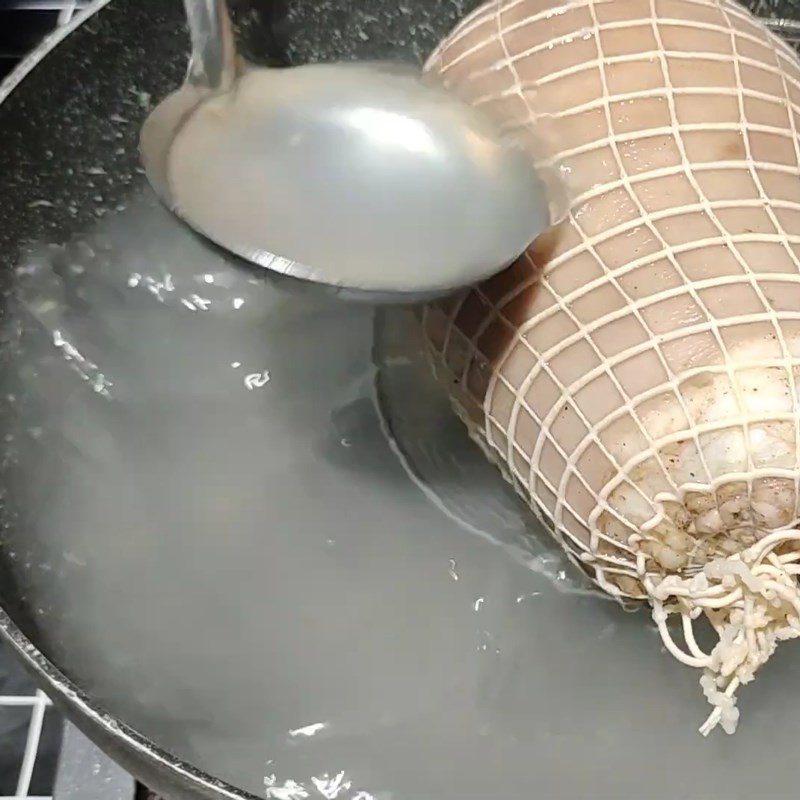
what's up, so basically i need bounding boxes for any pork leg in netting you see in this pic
[422,0,800,734]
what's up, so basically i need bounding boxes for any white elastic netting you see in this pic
[642,530,800,735]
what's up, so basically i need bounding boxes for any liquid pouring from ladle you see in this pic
[140,0,555,302]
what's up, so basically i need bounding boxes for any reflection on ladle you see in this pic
[139,0,553,303]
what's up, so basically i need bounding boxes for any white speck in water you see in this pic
[326,538,335,547]
[86,166,106,176]
[477,629,498,655]
[129,273,174,302]
[312,771,350,800]
[231,361,242,369]
[28,199,54,209]
[181,298,197,311]
[340,438,352,448]
[233,297,245,310]
[91,762,101,775]
[473,597,484,612]
[288,721,328,738]
[556,570,566,582]
[203,273,215,284]
[189,293,211,311]
[244,371,271,391]
[92,373,112,395]
[264,778,309,800]
[131,88,151,109]
[52,330,112,398]
[448,558,459,581]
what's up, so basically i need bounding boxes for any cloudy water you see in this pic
[0,191,766,800]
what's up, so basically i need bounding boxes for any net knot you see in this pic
[641,530,800,735]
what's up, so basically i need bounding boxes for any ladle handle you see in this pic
[183,0,237,92]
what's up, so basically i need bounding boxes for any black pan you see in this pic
[2,2,800,800]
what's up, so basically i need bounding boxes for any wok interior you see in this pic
[1,1,800,798]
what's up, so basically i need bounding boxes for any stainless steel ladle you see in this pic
[140,0,553,302]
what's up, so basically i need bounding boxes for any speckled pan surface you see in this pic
[2,1,800,799]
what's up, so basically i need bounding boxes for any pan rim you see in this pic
[0,2,258,798]
[0,607,255,800]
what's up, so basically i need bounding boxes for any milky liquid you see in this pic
[1,192,791,800]
[164,63,551,293]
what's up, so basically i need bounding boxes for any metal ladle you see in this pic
[140,0,553,302]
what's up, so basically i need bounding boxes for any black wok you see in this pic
[2,2,800,800]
